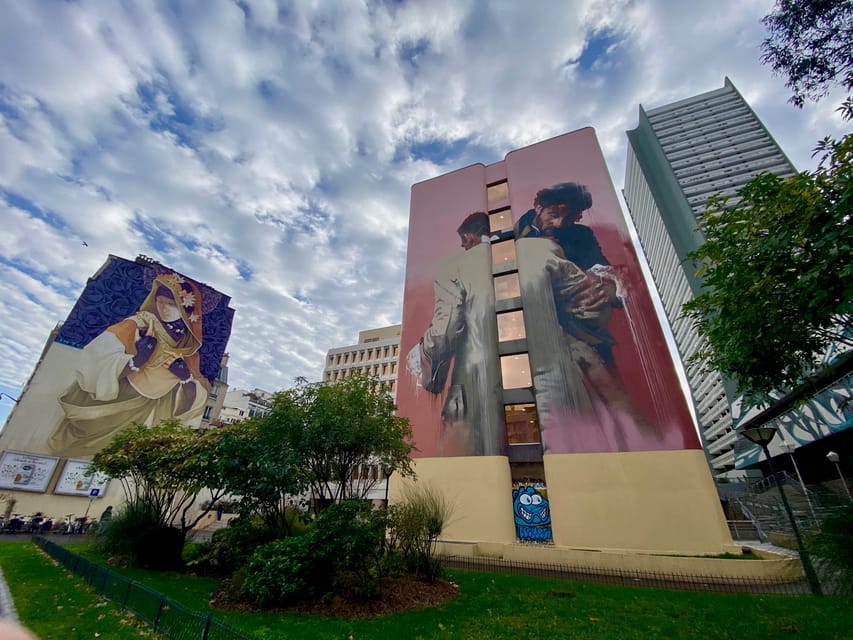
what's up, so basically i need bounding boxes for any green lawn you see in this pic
[5,542,853,640]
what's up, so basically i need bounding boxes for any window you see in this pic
[494,272,521,300]
[491,240,516,265]
[487,181,508,207]
[500,353,532,389]
[504,404,540,444]
[489,208,512,233]
[497,310,526,341]
[203,406,212,420]
[393,345,399,356]
[391,362,397,374]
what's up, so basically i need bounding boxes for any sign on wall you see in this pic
[53,459,110,497]
[0,451,59,493]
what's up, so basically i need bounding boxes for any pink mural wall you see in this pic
[398,128,699,458]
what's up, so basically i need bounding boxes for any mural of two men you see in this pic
[407,180,668,456]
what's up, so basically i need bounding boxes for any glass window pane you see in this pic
[491,240,516,266]
[500,353,532,389]
[487,182,508,207]
[489,209,512,232]
[505,404,540,444]
[494,273,520,301]
[497,310,526,342]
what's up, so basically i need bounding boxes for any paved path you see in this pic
[739,540,800,558]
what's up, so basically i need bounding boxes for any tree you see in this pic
[683,133,853,400]
[216,417,305,532]
[263,375,415,508]
[761,0,853,109]
[91,419,230,539]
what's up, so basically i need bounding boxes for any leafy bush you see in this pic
[185,515,282,576]
[387,483,453,582]
[811,505,853,594]
[99,503,183,569]
[243,536,324,606]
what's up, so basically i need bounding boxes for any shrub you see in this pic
[811,505,853,594]
[243,536,324,606]
[98,503,183,569]
[185,515,282,576]
[388,483,454,582]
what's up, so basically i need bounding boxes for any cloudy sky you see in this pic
[0,0,848,426]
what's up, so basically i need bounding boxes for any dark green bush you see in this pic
[185,515,282,576]
[811,505,853,594]
[243,536,322,606]
[98,503,184,570]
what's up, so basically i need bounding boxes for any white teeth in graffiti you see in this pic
[520,506,533,521]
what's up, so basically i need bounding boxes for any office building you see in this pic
[623,78,797,477]
[396,128,735,556]
[323,324,401,400]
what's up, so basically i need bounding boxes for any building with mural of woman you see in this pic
[396,128,737,556]
[0,254,234,518]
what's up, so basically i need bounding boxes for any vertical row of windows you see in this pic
[487,181,541,448]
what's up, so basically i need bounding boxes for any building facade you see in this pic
[0,254,234,517]
[322,324,402,506]
[218,387,274,424]
[396,128,734,554]
[323,324,401,400]
[623,78,797,477]
[200,353,230,428]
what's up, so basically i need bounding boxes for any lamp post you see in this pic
[782,442,817,521]
[741,426,822,595]
[0,393,18,403]
[826,451,853,503]
[382,464,394,509]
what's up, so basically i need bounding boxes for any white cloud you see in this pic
[0,0,847,420]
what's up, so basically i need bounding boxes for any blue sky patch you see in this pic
[575,30,622,72]
[2,189,71,233]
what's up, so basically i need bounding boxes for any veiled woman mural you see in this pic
[47,272,211,458]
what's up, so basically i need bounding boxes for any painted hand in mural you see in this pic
[167,358,192,381]
[132,334,157,368]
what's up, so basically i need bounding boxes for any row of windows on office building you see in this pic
[328,344,399,366]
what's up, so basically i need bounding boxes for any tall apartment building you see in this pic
[623,78,797,478]
[219,387,274,424]
[323,325,401,400]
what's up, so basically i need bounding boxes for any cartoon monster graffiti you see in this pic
[512,482,553,542]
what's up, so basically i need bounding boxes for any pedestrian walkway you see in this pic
[0,565,20,622]
[740,540,800,558]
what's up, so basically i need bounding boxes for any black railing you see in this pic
[33,537,252,640]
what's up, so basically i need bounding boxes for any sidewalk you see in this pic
[739,540,800,558]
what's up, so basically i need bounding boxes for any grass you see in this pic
[5,541,853,640]
[0,542,158,640]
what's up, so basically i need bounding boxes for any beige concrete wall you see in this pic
[544,449,736,554]
[391,457,517,543]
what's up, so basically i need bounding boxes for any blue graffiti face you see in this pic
[513,486,550,526]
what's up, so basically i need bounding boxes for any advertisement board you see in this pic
[0,451,59,493]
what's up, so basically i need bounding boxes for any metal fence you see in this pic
[32,537,252,640]
[438,553,812,595]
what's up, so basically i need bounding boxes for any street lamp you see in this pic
[741,425,822,595]
[0,393,18,403]
[382,464,394,509]
[826,451,853,503]
[781,442,817,521]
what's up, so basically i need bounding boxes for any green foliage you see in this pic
[98,502,185,570]
[216,419,305,530]
[684,133,853,399]
[387,483,454,581]
[256,375,415,506]
[761,0,853,108]
[811,505,853,594]
[243,536,321,606]
[242,500,389,605]
[91,419,232,538]
[186,514,288,576]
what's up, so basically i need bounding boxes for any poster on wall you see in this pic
[53,459,110,497]
[0,255,234,460]
[512,481,552,542]
[0,451,59,493]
